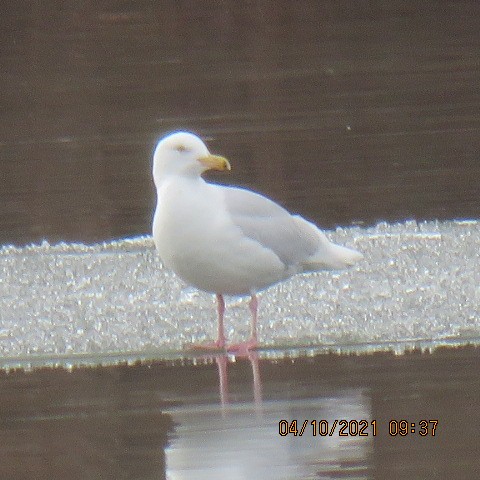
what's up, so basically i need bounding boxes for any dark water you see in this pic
[2,2,480,479]
[1,1,480,245]
[1,348,479,479]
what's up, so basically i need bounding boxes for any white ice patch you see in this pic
[0,220,479,359]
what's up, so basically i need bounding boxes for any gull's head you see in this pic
[153,131,231,187]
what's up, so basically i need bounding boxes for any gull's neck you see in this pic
[154,164,205,188]
[155,170,206,190]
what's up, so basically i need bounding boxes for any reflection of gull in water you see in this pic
[213,352,262,408]
[152,131,363,353]
[166,385,372,480]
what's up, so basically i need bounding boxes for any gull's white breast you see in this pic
[153,177,287,295]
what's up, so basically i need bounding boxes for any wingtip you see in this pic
[344,248,364,266]
[304,243,364,271]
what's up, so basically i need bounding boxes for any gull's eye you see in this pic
[175,144,189,153]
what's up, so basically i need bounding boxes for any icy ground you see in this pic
[0,220,479,360]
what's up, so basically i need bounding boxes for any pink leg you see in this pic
[186,293,226,351]
[215,293,226,349]
[227,294,259,354]
[248,294,258,342]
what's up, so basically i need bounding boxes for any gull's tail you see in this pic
[304,239,363,271]
[295,217,364,271]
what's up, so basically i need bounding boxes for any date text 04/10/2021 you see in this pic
[278,420,439,437]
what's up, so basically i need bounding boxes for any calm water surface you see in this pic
[1,2,480,479]
[1,1,479,245]
[1,348,479,480]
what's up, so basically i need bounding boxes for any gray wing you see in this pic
[221,185,319,266]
